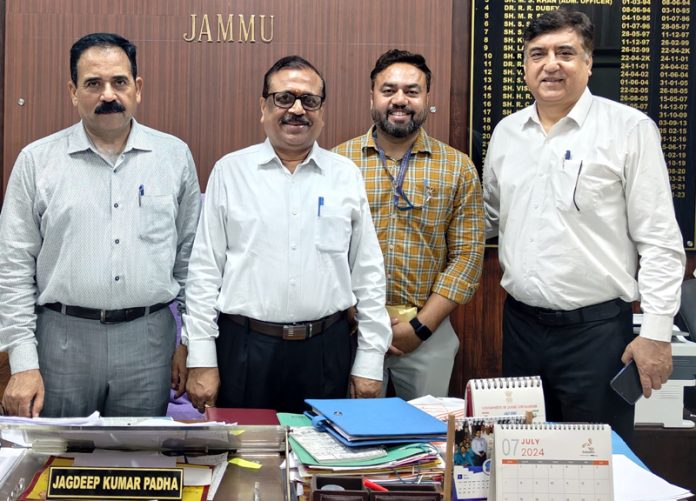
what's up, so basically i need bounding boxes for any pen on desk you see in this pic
[252,481,261,501]
[317,196,324,217]
[363,478,388,492]
[138,184,144,207]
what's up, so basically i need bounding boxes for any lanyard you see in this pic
[372,128,413,209]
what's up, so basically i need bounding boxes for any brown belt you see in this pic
[222,310,347,341]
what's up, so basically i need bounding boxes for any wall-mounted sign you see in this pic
[183,14,274,43]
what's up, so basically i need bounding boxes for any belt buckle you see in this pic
[100,310,111,324]
[283,323,311,340]
[100,309,123,324]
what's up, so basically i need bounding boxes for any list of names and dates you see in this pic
[470,0,695,248]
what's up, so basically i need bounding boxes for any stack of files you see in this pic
[279,413,445,499]
[304,397,447,446]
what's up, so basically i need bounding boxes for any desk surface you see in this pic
[633,424,696,494]
[217,452,286,501]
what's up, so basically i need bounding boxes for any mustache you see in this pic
[281,114,311,126]
[95,101,126,114]
[387,105,414,116]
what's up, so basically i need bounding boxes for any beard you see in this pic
[371,105,427,138]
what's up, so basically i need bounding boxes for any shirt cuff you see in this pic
[638,313,674,343]
[184,338,219,368]
[350,348,385,381]
[8,343,40,374]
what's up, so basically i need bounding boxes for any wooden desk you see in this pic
[633,424,696,493]
[216,452,287,500]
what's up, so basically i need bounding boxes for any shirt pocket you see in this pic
[315,206,352,253]
[138,195,176,244]
[551,159,582,212]
[571,162,620,213]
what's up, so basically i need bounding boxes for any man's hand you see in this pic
[621,337,672,398]
[186,367,220,412]
[349,375,382,398]
[2,369,44,417]
[170,345,189,398]
[387,318,422,356]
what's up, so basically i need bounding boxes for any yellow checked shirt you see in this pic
[334,127,484,308]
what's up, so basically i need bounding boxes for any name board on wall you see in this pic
[469,0,695,249]
[183,14,275,43]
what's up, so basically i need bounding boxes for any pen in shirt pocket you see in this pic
[138,184,144,207]
[317,196,324,217]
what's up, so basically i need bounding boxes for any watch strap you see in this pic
[409,317,433,341]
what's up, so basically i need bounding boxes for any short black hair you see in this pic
[261,55,326,99]
[370,49,432,92]
[70,33,137,85]
[523,9,594,56]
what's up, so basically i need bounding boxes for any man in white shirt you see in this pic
[483,10,685,442]
[0,33,200,417]
[183,56,391,413]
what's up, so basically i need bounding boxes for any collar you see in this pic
[522,87,593,130]
[67,118,153,155]
[362,125,432,156]
[259,138,323,172]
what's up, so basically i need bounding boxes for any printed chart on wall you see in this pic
[469,0,696,249]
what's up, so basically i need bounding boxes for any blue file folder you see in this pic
[304,397,448,446]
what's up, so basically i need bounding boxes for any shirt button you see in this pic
[387,273,392,279]
[113,203,119,208]
[290,243,297,250]
[292,210,297,216]
[115,239,120,244]
[391,214,397,219]
[289,279,296,286]
[389,244,395,250]
[114,275,120,281]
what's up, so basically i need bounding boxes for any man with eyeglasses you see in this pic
[334,49,484,400]
[483,10,685,442]
[182,55,391,413]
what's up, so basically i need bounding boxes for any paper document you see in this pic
[290,427,386,463]
[612,454,692,500]
[0,410,102,426]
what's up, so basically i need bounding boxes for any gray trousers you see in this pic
[383,317,460,400]
[36,306,176,417]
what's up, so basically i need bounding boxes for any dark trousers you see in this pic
[215,314,355,413]
[502,295,636,444]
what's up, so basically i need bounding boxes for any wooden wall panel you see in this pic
[2,0,453,192]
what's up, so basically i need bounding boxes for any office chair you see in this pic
[676,278,696,342]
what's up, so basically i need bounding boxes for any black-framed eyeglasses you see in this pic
[266,91,324,111]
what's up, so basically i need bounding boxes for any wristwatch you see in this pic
[409,317,433,341]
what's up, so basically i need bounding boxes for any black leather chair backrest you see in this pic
[676,279,696,341]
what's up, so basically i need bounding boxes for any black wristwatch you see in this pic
[409,317,433,341]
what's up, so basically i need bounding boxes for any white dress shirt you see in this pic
[182,139,391,381]
[484,88,685,342]
[0,120,201,373]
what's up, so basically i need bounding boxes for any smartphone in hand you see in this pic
[610,360,643,405]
